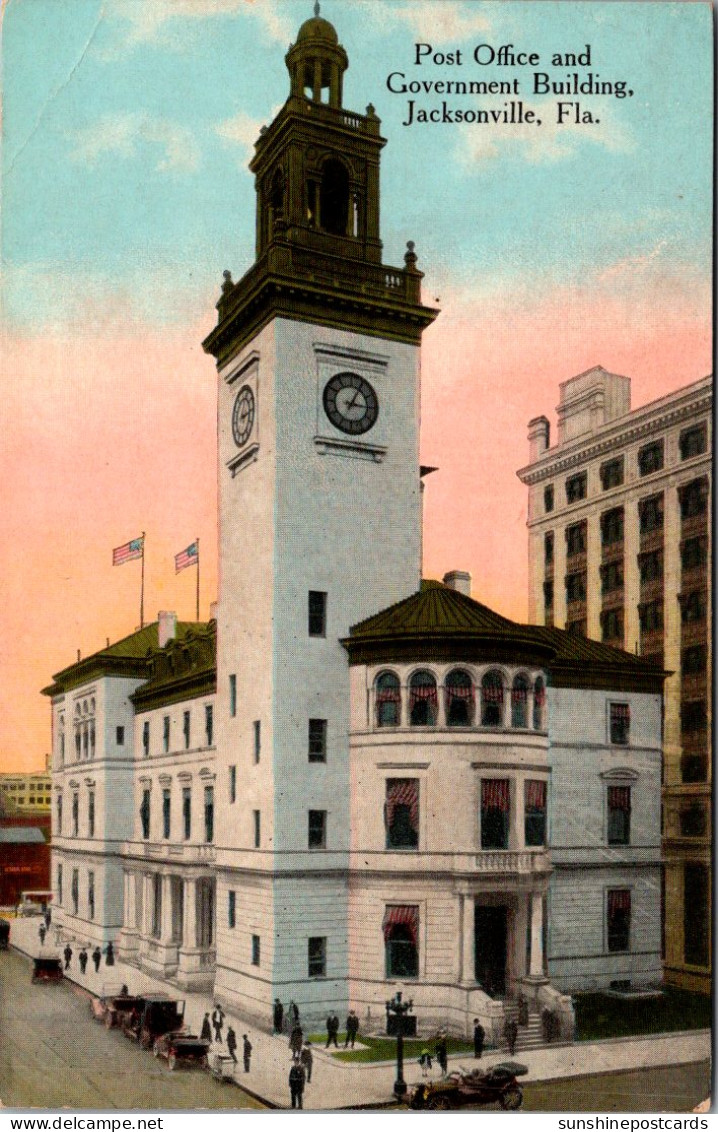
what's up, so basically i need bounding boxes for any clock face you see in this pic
[232,385,255,448]
[323,372,379,435]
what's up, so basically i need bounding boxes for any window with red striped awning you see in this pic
[525,779,546,811]
[382,905,419,943]
[607,888,631,915]
[385,779,419,831]
[482,778,510,811]
[607,785,631,811]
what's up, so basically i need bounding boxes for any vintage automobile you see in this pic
[90,987,143,1029]
[153,1030,210,1071]
[409,1062,528,1110]
[31,956,64,984]
[0,919,10,950]
[121,995,186,1049]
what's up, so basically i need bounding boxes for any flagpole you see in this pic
[196,537,200,621]
[140,531,146,629]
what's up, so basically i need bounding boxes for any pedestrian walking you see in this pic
[44,908,51,930]
[517,992,529,1028]
[63,944,73,970]
[289,999,299,1025]
[504,1017,518,1056]
[473,1018,485,1059]
[273,998,284,1034]
[105,942,115,966]
[418,1048,432,1078]
[325,1012,339,1049]
[201,1013,213,1043]
[225,1026,237,1063]
[300,1042,313,1084]
[38,924,46,946]
[91,946,101,972]
[289,1059,305,1109]
[242,1034,252,1073]
[79,948,88,974]
[435,1031,448,1075]
[289,1022,303,1057]
[344,1009,359,1048]
[212,1004,225,1043]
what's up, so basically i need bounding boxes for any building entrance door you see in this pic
[475,905,507,997]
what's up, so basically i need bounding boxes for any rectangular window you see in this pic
[679,478,708,520]
[601,608,623,643]
[682,645,706,674]
[88,790,95,838]
[56,793,63,834]
[607,889,631,952]
[72,792,79,837]
[681,536,706,571]
[566,619,586,637]
[601,507,624,546]
[684,864,709,966]
[116,726,125,746]
[639,494,664,534]
[681,700,707,734]
[679,425,707,461]
[57,863,63,907]
[638,600,663,633]
[71,868,79,916]
[607,785,631,845]
[251,934,260,966]
[183,711,191,750]
[384,906,419,978]
[163,716,170,753]
[140,788,151,839]
[679,804,706,838]
[566,521,587,556]
[481,779,510,850]
[182,787,191,840]
[609,702,630,746]
[308,809,327,849]
[308,590,327,637]
[228,890,236,929]
[142,721,150,757]
[601,560,624,595]
[524,780,546,847]
[253,809,260,848]
[600,457,624,490]
[543,485,554,513]
[88,871,95,921]
[229,765,237,804]
[162,788,171,839]
[229,674,237,717]
[543,580,554,608]
[253,721,261,763]
[638,440,664,477]
[308,719,327,763]
[308,936,327,978]
[565,472,587,503]
[680,590,706,623]
[385,779,419,849]
[205,704,214,746]
[566,572,586,602]
[639,550,663,583]
[204,786,214,843]
[544,531,554,565]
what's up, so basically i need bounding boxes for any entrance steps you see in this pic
[501,1000,548,1053]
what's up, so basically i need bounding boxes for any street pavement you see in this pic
[6,916,712,1111]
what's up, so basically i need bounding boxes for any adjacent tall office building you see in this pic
[517,367,711,992]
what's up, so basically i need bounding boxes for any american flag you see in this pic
[175,541,199,572]
[112,536,144,566]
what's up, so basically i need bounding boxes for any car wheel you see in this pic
[201,1056,209,1071]
[427,1095,452,1110]
[500,1087,523,1110]
[168,1053,177,1071]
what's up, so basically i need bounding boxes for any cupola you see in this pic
[286,2,348,107]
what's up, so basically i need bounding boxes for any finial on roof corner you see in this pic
[314,1,320,15]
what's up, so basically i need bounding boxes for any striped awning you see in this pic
[382,905,419,943]
[482,778,510,812]
[525,779,546,811]
[608,889,631,915]
[608,785,631,812]
[385,779,419,830]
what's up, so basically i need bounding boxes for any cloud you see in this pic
[385,1,491,44]
[69,112,201,173]
[102,0,293,54]
[215,109,265,162]
[457,100,633,166]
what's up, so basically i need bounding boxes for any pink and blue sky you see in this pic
[2,0,712,771]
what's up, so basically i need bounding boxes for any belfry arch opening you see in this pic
[319,159,350,236]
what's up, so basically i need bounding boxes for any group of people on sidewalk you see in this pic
[199,1004,253,1074]
[59,940,114,974]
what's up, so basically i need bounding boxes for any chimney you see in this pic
[158,611,177,649]
[528,416,550,460]
[443,570,472,597]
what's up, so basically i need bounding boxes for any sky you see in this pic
[1,0,712,772]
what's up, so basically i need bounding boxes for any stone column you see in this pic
[515,779,525,851]
[313,59,322,102]
[161,874,174,943]
[183,878,197,950]
[586,510,602,641]
[460,895,475,984]
[142,873,154,938]
[529,891,545,978]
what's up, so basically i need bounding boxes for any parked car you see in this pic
[31,956,63,984]
[153,1030,209,1071]
[121,995,186,1049]
[90,987,144,1029]
[409,1062,527,1110]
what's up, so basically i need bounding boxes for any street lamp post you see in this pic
[386,990,413,1100]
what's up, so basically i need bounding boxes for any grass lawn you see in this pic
[574,987,711,1042]
[307,1034,478,1064]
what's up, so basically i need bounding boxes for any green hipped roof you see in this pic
[42,621,210,696]
[350,579,519,636]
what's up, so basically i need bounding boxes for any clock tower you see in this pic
[203,4,437,1025]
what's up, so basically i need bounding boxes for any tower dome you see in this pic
[286,3,348,107]
[296,3,339,46]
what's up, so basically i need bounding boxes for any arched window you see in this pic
[511,675,530,728]
[481,671,504,726]
[319,159,350,236]
[376,671,401,727]
[533,677,545,730]
[445,668,474,726]
[409,670,438,726]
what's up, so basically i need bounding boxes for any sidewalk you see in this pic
[9,916,711,1111]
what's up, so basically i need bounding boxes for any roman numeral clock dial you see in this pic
[323,372,379,435]
[232,384,255,448]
